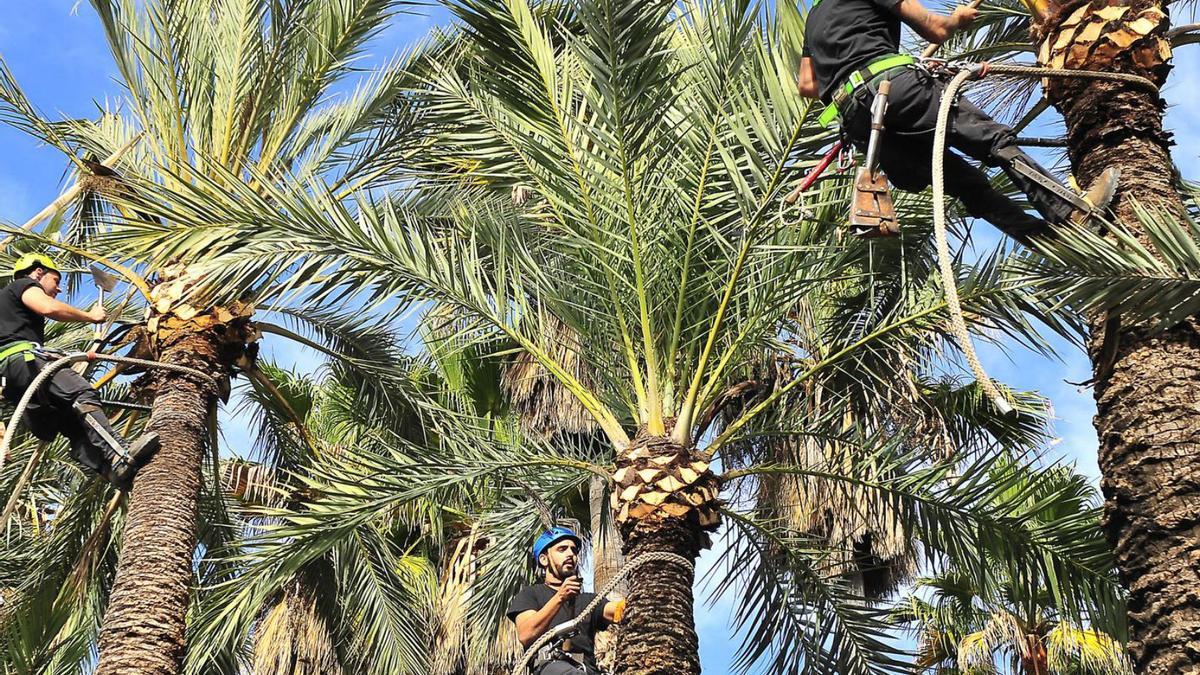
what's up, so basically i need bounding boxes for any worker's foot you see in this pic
[1069,167,1120,230]
[107,433,160,491]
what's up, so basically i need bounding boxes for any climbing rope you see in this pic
[0,351,220,519]
[930,62,1157,413]
[510,551,694,675]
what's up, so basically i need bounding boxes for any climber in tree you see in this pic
[0,253,159,490]
[797,0,1119,244]
[508,527,626,675]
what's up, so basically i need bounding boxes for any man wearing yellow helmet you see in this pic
[0,253,159,490]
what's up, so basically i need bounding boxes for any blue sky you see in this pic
[1,1,1196,672]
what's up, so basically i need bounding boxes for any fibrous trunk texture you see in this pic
[591,475,625,672]
[1037,2,1200,671]
[94,330,219,675]
[96,266,252,674]
[610,431,720,675]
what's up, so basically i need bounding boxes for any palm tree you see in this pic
[1032,4,1199,671]
[893,463,1131,675]
[158,0,1128,671]
[0,1,424,672]
[919,0,1200,669]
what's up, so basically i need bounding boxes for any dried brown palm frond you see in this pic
[501,314,598,440]
[757,430,917,600]
[251,581,342,675]
[431,525,521,675]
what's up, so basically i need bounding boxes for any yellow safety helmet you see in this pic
[11,252,60,279]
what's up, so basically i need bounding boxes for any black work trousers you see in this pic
[2,355,117,474]
[841,67,1076,244]
[535,660,601,675]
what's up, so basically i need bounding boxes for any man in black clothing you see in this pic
[0,253,158,490]
[507,527,625,675]
[797,0,1118,244]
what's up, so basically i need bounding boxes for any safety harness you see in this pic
[817,53,916,127]
[0,341,36,365]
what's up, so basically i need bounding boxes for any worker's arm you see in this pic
[797,57,819,99]
[894,0,978,44]
[513,578,581,647]
[21,287,104,324]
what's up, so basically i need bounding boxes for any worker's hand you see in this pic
[556,576,582,603]
[87,304,107,324]
[949,4,979,30]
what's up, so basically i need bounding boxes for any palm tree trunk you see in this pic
[95,329,221,675]
[610,432,719,675]
[613,522,702,675]
[1036,3,1200,671]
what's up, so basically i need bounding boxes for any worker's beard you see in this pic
[551,558,578,583]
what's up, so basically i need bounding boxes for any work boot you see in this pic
[106,433,160,491]
[1069,167,1120,229]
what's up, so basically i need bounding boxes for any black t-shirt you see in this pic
[0,278,45,346]
[802,0,903,102]
[506,584,611,667]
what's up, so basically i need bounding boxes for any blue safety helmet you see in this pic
[532,526,582,565]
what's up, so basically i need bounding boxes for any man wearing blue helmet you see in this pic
[506,527,625,674]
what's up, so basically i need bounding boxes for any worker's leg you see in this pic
[534,661,588,675]
[34,358,158,485]
[946,96,1077,225]
[880,69,1078,227]
[863,119,1052,243]
[2,357,60,444]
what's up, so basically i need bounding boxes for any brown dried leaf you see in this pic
[1053,26,1078,51]
[1127,16,1158,36]
[1094,6,1129,21]
[685,492,706,506]
[697,508,720,527]
[1132,44,1164,69]
[617,503,630,523]
[1105,29,1140,49]
[660,503,690,518]
[613,467,633,485]
[629,503,656,519]
[1067,43,1092,67]
[1061,4,1090,27]
[656,476,686,493]
[1076,21,1104,44]
[1158,38,1172,61]
[1091,42,1121,67]
[636,468,662,483]
[640,491,669,506]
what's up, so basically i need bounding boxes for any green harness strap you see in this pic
[0,341,36,365]
[816,53,915,127]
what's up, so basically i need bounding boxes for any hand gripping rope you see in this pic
[0,351,220,522]
[510,551,695,675]
[930,62,1157,413]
